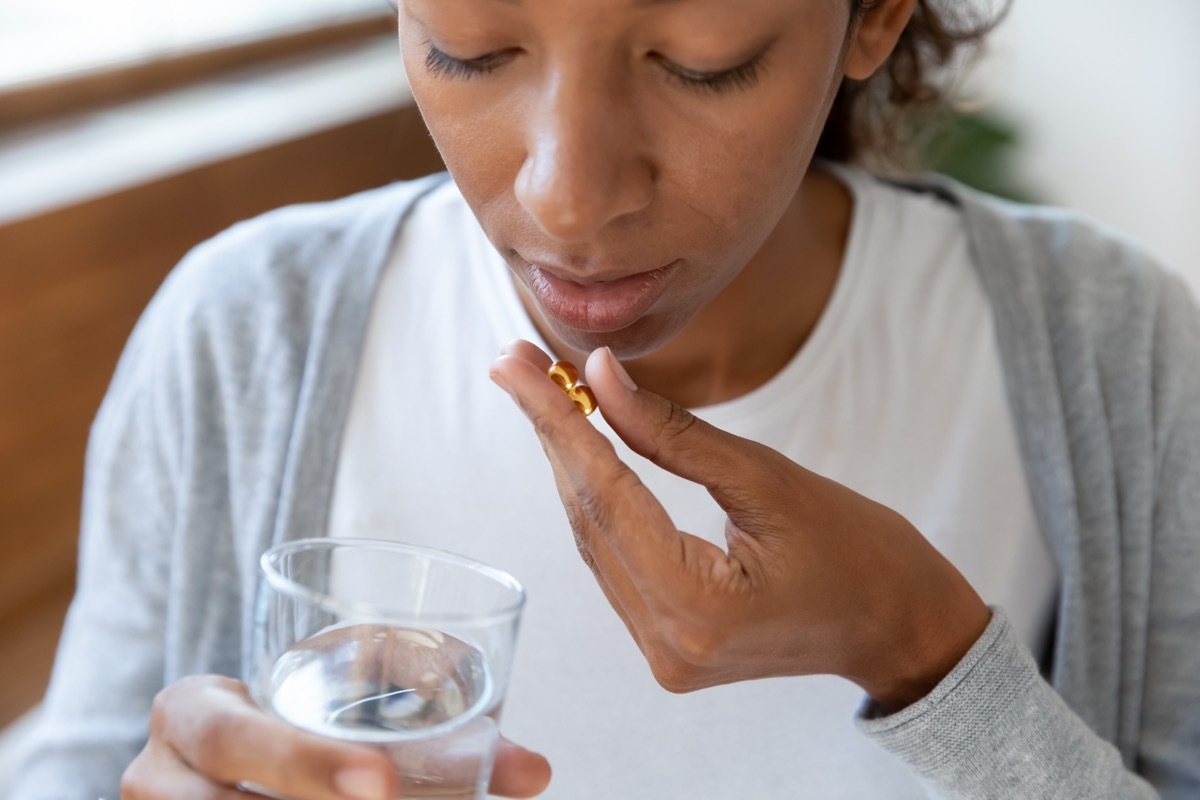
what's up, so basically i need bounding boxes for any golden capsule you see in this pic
[567,384,599,416]
[547,359,598,415]
[548,360,579,391]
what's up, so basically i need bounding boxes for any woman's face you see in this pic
[400,0,858,358]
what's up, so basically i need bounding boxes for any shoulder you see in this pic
[157,173,452,328]
[890,175,1197,361]
[908,174,1199,449]
[905,174,1181,308]
[104,173,454,440]
[125,173,450,381]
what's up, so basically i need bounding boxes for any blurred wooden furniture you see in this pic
[0,42,444,729]
[0,13,397,129]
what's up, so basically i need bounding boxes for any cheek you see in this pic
[409,85,498,187]
[662,101,823,265]
[401,49,519,206]
[657,42,846,251]
[662,71,840,253]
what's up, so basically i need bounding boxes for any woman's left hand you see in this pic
[489,340,991,713]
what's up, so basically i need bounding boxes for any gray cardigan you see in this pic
[11,173,1199,799]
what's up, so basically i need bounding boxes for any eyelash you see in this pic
[424,43,512,79]
[422,42,765,95]
[661,55,764,94]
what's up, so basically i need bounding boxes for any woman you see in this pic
[12,0,1199,797]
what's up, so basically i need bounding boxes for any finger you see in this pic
[539,446,655,650]
[491,345,753,665]
[498,338,554,372]
[488,738,552,798]
[494,345,661,644]
[158,676,395,800]
[122,742,262,800]
[584,347,773,510]
[489,352,680,584]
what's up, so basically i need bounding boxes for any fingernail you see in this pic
[605,347,637,391]
[335,767,388,800]
[488,366,514,395]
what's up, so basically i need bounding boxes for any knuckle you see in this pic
[607,464,645,496]
[573,480,610,529]
[654,672,693,694]
[647,651,701,694]
[660,401,700,440]
[151,675,243,743]
[563,501,600,572]
[533,398,579,443]
[560,497,593,546]
[188,709,238,770]
[665,620,726,668]
[148,688,172,739]
[574,464,637,527]
[563,498,589,535]
[119,758,148,799]
[652,402,700,456]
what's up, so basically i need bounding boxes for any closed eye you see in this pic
[422,40,768,96]
[424,42,515,79]
[654,52,767,95]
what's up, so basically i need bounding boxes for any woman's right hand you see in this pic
[120,675,551,799]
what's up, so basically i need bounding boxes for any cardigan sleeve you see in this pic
[856,610,1161,799]
[855,267,1200,799]
[8,265,188,800]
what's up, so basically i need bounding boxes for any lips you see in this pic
[517,255,680,333]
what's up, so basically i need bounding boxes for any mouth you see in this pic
[513,253,681,333]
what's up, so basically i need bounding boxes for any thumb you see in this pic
[585,347,769,502]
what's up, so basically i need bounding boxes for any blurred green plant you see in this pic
[918,107,1037,203]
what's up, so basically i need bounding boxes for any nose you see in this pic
[515,67,655,242]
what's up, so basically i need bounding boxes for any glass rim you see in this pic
[260,537,527,625]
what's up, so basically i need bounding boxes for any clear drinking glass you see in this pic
[247,538,526,800]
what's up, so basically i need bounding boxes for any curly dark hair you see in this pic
[817,0,1010,171]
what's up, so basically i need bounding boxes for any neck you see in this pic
[523,167,853,408]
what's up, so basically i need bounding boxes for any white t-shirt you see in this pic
[329,167,1058,798]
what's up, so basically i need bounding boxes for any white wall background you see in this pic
[964,0,1200,290]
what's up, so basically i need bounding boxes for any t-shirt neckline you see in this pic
[471,163,876,428]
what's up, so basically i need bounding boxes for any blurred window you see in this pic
[0,0,388,89]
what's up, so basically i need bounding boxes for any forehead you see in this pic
[431,0,800,14]
[405,0,844,51]
[486,0,730,5]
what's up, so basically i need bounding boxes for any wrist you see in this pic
[857,594,992,714]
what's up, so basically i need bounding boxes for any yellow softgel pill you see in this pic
[567,384,599,416]
[547,359,597,415]
[548,360,579,391]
